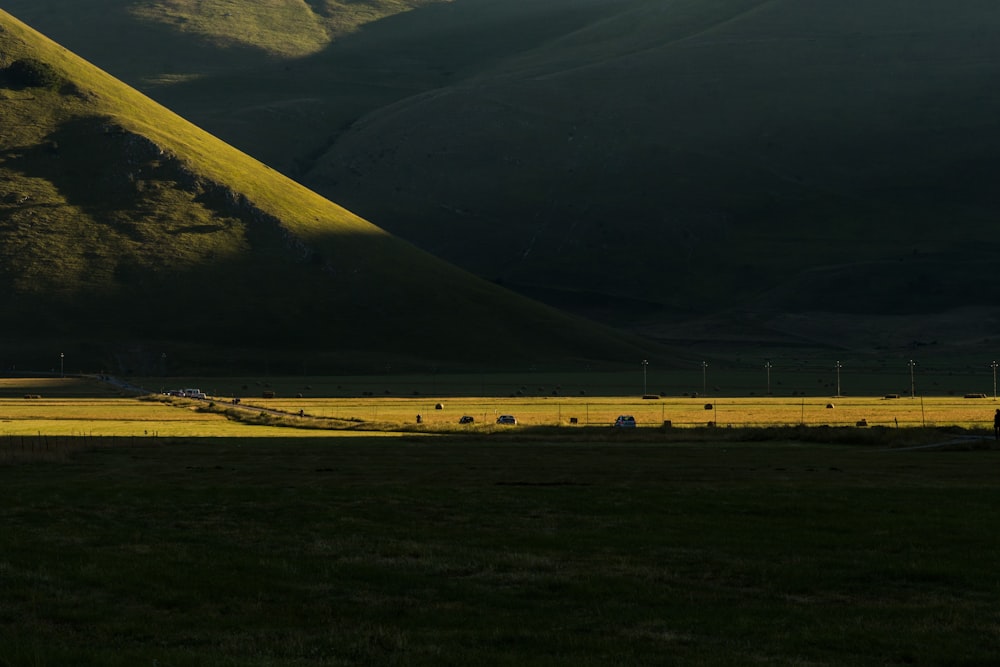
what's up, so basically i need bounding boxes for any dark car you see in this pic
[613,415,637,428]
[459,415,475,424]
[496,415,517,425]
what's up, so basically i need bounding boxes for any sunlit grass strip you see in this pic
[1,393,996,438]
[128,0,449,58]
[0,419,405,438]
[0,398,409,437]
[0,378,124,399]
[130,0,330,58]
[0,399,223,421]
[239,395,999,430]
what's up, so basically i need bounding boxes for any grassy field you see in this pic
[2,435,999,665]
[137,370,1000,432]
[2,377,997,441]
[241,395,999,430]
[0,393,410,440]
[0,397,410,439]
[0,379,404,438]
[3,376,1000,664]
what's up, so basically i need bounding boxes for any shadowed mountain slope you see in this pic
[0,10,654,374]
[304,0,1000,325]
[9,0,1000,358]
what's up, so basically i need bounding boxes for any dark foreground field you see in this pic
[2,436,999,666]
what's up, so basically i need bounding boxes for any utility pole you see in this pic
[835,361,842,398]
[702,361,708,396]
[60,352,64,378]
[909,359,916,398]
[992,360,998,401]
[765,361,772,395]
[642,359,648,397]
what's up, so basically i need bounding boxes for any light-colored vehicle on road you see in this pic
[613,415,637,428]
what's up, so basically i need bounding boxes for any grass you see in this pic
[1,436,1000,665]
[0,395,418,438]
[1,378,997,444]
[5,0,1000,362]
[237,395,999,430]
[291,0,1000,338]
[128,0,450,58]
[2,1,453,83]
[129,0,332,58]
[0,377,120,398]
[0,8,653,372]
[126,368,1000,432]
[5,2,1000,369]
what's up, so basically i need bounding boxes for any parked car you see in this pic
[613,415,637,428]
[459,415,475,424]
[496,415,517,425]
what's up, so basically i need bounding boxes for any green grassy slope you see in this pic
[305,0,1000,322]
[0,1,459,187]
[9,0,1000,357]
[1,1,450,71]
[0,10,655,374]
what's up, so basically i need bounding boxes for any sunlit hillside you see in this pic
[6,0,451,65]
[0,9,652,374]
[129,0,451,57]
[10,0,1000,360]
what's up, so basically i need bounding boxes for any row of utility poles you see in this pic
[48,353,1000,400]
[640,359,1000,400]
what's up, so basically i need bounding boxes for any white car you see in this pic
[613,415,637,428]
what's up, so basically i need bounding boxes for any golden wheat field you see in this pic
[0,377,996,437]
[248,395,996,429]
[0,378,348,436]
